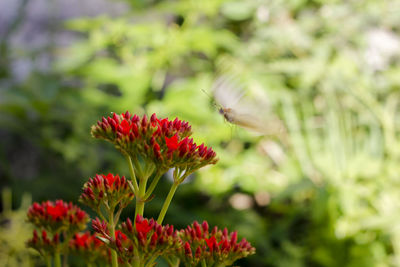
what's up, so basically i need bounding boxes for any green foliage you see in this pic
[1,0,400,266]
[0,188,39,266]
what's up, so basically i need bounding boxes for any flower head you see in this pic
[91,112,218,182]
[27,200,89,234]
[92,215,179,265]
[177,221,255,266]
[69,232,110,264]
[27,229,60,255]
[70,232,103,250]
[79,173,134,212]
[119,215,179,263]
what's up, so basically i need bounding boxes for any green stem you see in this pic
[46,255,51,267]
[61,231,73,267]
[132,259,140,267]
[157,182,179,224]
[169,257,180,267]
[132,156,144,179]
[54,252,61,267]
[126,155,139,194]
[145,254,159,267]
[96,207,107,222]
[201,259,207,267]
[135,177,148,218]
[144,171,164,199]
[109,208,119,267]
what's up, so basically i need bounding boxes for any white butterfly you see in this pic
[212,75,284,136]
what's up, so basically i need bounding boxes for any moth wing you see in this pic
[217,78,285,135]
[212,75,245,109]
[228,106,284,135]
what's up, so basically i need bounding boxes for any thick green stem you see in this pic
[201,259,207,267]
[157,182,179,224]
[46,255,51,267]
[132,260,140,267]
[135,177,148,218]
[54,252,61,267]
[125,155,139,194]
[109,209,119,267]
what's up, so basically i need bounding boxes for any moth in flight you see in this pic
[211,75,284,136]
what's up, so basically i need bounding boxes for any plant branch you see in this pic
[157,182,179,224]
[144,171,164,199]
[109,207,119,267]
[126,155,139,194]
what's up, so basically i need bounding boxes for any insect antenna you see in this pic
[201,88,220,110]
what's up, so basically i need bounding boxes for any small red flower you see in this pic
[72,233,90,248]
[119,119,132,135]
[46,203,67,221]
[136,218,152,237]
[205,236,217,252]
[165,135,179,152]
[103,173,117,189]
[115,230,127,240]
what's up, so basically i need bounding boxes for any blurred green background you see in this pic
[2,0,400,266]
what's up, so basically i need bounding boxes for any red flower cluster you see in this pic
[92,215,178,265]
[69,232,109,264]
[92,215,254,266]
[27,200,89,234]
[177,221,255,267]
[91,112,218,179]
[27,229,60,254]
[80,173,134,211]
[70,232,103,250]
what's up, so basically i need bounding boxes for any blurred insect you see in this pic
[210,75,285,136]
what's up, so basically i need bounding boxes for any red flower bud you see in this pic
[184,242,192,257]
[132,114,139,124]
[113,113,120,124]
[150,233,158,246]
[126,218,133,232]
[230,231,238,246]
[195,246,202,258]
[150,113,157,124]
[193,221,202,238]
[141,115,148,128]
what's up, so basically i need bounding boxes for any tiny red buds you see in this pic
[184,242,192,257]
[91,112,218,182]
[27,200,89,234]
[177,221,255,267]
[69,232,109,264]
[79,173,134,213]
[96,215,179,265]
[26,200,89,261]
[27,229,60,255]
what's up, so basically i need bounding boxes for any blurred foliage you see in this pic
[0,188,39,266]
[2,0,400,266]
